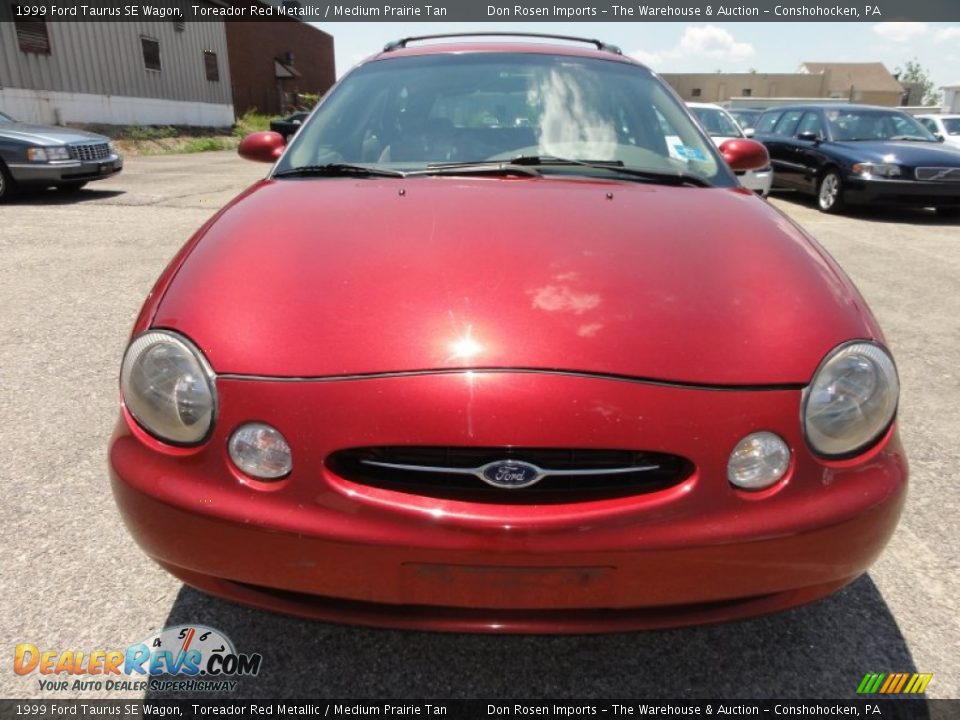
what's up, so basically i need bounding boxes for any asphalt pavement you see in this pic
[1,152,957,700]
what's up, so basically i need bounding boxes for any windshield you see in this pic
[278,52,732,186]
[729,110,760,128]
[825,109,937,142]
[942,118,960,136]
[689,107,743,139]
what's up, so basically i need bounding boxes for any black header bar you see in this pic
[2,0,959,22]
[0,699,954,720]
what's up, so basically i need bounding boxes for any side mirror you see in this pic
[718,138,770,172]
[743,127,755,138]
[797,131,820,143]
[238,131,285,163]
[936,133,945,143]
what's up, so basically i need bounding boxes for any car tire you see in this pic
[0,161,18,202]
[817,170,845,214]
[935,206,960,219]
[57,181,88,192]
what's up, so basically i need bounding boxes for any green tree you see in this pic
[895,59,941,106]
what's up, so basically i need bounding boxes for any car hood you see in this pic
[0,122,109,145]
[830,140,960,165]
[154,177,880,385]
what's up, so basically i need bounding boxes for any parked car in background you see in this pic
[111,35,906,633]
[915,114,960,150]
[269,111,311,142]
[728,108,763,134]
[754,104,960,216]
[687,103,772,196]
[0,110,122,201]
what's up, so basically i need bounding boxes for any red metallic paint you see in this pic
[151,178,880,385]
[718,138,770,172]
[238,131,286,163]
[111,41,906,631]
[110,367,907,632]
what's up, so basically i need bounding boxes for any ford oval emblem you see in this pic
[480,460,542,489]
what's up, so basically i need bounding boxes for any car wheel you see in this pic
[935,206,960,219]
[0,161,18,202]
[817,170,845,213]
[57,181,88,192]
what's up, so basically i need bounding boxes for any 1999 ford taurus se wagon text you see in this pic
[109,35,907,633]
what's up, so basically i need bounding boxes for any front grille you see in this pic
[327,447,694,504]
[915,167,960,182]
[69,142,111,162]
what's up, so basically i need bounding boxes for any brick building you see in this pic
[225,20,336,116]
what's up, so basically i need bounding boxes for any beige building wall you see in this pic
[846,90,902,107]
[661,73,827,103]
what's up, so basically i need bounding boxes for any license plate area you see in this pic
[400,563,615,608]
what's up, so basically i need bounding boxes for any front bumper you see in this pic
[736,167,773,197]
[8,154,123,185]
[110,371,907,633]
[844,175,960,207]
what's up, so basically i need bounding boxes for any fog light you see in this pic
[728,432,790,490]
[228,423,292,480]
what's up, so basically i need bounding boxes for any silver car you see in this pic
[687,102,773,197]
[0,111,123,201]
[915,114,960,150]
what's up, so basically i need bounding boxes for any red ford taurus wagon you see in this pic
[110,34,906,633]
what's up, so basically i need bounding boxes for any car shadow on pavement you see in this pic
[770,191,960,226]
[6,187,125,205]
[146,574,923,701]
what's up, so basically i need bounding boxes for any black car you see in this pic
[754,104,960,216]
[269,111,311,141]
[0,110,123,201]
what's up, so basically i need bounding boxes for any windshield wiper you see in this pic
[410,161,542,178]
[507,155,714,187]
[889,135,929,142]
[272,163,406,179]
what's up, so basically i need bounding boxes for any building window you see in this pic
[691,88,702,97]
[14,13,51,54]
[203,51,219,82]
[742,88,753,97]
[141,36,161,72]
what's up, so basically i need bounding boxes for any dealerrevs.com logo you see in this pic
[14,625,262,693]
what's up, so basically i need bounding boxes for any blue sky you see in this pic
[310,21,960,92]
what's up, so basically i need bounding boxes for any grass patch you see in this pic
[233,109,272,138]
[126,125,179,141]
[70,112,276,156]
[181,137,239,153]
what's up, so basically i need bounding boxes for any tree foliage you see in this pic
[895,59,940,106]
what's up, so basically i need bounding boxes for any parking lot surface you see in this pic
[1,152,958,699]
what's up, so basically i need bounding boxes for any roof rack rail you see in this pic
[383,32,623,56]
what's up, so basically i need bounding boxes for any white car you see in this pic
[915,114,960,150]
[686,102,773,197]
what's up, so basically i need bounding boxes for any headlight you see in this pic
[802,342,899,458]
[120,330,216,445]
[852,163,901,178]
[26,147,71,161]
